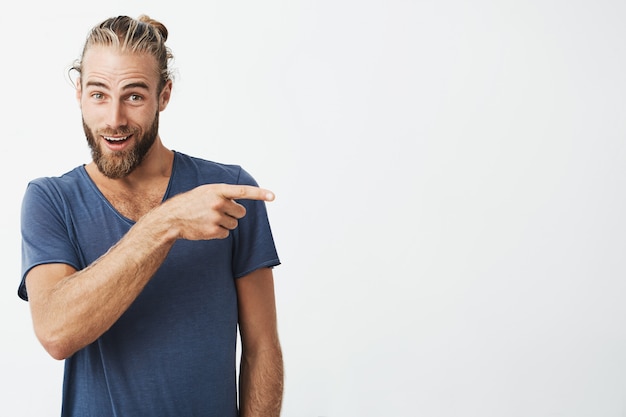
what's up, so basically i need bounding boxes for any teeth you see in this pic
[104,136,129,142]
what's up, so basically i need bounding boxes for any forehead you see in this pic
[81,45,159,88]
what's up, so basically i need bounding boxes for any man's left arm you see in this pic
[236,267,284,417]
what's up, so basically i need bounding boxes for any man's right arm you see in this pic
[26,205,181,360]
[25,183,274,360]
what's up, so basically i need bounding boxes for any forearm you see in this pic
[28,206,178,359]
[239,344,284,417]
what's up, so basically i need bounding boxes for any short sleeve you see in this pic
[231,167,281,278]
[19,180,82,301]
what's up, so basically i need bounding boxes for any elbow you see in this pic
[45,345,72,361]
[35,328,76,360]
[42,339,74,361]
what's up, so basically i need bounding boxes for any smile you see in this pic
[104,136,129,142]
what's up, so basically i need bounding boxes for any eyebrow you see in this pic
[85,80,151,91]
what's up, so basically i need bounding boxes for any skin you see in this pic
[25,46,283,416]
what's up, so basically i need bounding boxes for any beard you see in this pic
[83,113,159,179]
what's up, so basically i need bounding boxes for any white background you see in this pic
[2,1,626,416]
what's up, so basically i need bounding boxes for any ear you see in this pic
[159,80,173,111]
[75,77,82,108]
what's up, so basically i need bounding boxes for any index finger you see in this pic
[218,184,275,202]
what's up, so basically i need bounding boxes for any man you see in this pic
[18,15,283,417]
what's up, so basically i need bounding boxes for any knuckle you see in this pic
[231,219,239,230]
[210,198,226,211]
[208,224,221,235]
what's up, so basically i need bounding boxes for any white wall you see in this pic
[2,1,626,416]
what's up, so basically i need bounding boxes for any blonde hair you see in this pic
[73,15,174,92]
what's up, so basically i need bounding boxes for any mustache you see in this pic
[97,127,138,136]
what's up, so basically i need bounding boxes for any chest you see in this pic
[101,188,166,221]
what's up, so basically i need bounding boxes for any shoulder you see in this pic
[24,166,89,203]
[172,151,258,187]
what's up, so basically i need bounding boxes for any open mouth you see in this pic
[104,135,130,143]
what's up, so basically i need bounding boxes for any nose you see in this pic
[106,99,128,128]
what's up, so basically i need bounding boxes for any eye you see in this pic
[128,94,143,102]
[91,92,104,100]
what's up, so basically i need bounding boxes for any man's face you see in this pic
[77,46,171,178]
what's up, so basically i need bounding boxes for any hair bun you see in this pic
[137,14,168,42]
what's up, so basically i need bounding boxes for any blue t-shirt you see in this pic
[19,151,280,417]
